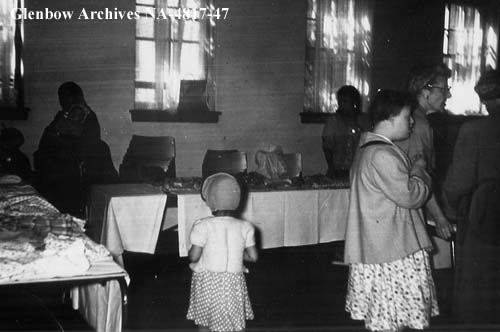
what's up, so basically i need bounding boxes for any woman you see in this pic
[34,82,116,216]
[322,85,372,178]
[344,90,438,332]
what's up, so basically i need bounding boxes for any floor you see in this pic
[1,239,499,332]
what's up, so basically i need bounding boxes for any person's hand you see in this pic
[411,153,427,170]
[435,218,455,240]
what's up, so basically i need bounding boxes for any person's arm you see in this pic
[371,148,431,209]
[426,194,454,239]
[244,246,258,262]
[188,244,203,263]
[188,220,207,263]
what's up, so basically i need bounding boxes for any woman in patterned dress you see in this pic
[344,90,439,331]
[187,172,258,332]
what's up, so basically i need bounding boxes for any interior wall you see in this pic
[5,0,489,178]
[8,0,330,177]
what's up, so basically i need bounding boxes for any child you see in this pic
[344,90,439,332]
[187,172,258,332]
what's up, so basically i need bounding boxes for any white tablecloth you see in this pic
[87,184,169,261]
[88,184,451,269]
[175,189,351,257]
[1,260,127,332]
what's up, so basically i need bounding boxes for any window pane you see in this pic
[183,21,200,42]
[181,43,203,79]
[136,40,156,82]
[135,88,155,107]
[137,0,154,5]
[136,6,154,38]
[307,20,316,44]
[186,0,201,8]
[167,0,179,7]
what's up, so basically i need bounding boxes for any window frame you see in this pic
[130,0,219,123]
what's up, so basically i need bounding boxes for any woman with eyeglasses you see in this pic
[395,63,456,241]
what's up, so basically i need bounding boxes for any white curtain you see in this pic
[0,0,19,106]
[155,0,183,110]
[443,4,484,115]
[304,0,373,113]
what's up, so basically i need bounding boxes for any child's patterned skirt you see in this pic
[187,271,254,332]
[346,250,439,332]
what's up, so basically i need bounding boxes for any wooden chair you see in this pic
[282,152,302,178]
[202,149,247,178]
[119,135,176,183]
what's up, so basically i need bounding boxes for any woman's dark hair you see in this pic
[336,85,362,114]
[58,81,85,104]
[369,90,415,125]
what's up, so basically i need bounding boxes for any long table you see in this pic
[176,188,350,256]
[87,184,349,257]
[87,183,452,269]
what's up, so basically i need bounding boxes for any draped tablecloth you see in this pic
[88,183,451,268]
[87,184,169,266]
[175,189,351,257]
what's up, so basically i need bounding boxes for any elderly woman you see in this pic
[442,69,500,323]
[396,63,455,239]
[322,85,372,179]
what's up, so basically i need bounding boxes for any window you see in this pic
[302,0,373,122]
[443,3,498,115]
[132,0,218,122]
[0,0,26,120]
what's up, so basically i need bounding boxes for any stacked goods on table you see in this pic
[0,182,111,282]
[162,173,350,195]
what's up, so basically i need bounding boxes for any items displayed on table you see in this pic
[0,182,112,282]
[162,173,349,195]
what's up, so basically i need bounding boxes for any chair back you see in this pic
[119,135,176,182]
[282,153,302,178]
[202,149,247,178]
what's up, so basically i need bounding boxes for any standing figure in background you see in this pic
[345,90,438,332]
[397,63,455,239]
[322,85,372,179]
[187,172,257,332]
[0,125,32,181]
[34,81,117,216]
[442,69,500,323]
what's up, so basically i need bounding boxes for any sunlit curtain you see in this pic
[304,0,372,113]
[135,0,214,111]
[443,4,492,115]
[0,0,23,108]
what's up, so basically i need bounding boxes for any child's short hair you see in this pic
[369,90,415,125]
[201,172,241,212]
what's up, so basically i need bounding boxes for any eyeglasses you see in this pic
[426,84,451,93]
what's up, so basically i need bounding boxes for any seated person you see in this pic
[0,126,32,181]
[322,85,372,178]
[34,82,117,216]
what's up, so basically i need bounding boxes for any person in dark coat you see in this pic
[322,85,372,179]
[0,125,32,181]
[34,82,117,216]
[442,69,500,323]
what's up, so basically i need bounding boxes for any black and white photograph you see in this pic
[0,0,499,331]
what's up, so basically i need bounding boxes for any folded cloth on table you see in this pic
[255,145,287,179]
